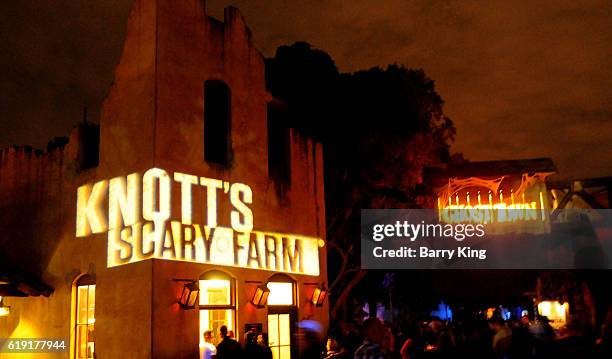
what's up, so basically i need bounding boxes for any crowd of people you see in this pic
[324,315,612,359]
[201,314,612,359]
[200,325,273,359]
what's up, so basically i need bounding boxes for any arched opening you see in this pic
[266,274,296,359]
[266,273,296,306]
[72,274,95,359]
[199,270,236,346]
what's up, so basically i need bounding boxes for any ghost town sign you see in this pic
[76,168,321,276]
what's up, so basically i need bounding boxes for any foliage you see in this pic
[266,42,456,321]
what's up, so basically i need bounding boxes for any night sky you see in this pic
[1,1,610,178]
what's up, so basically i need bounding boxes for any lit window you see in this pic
[74,276,95,359]
[204,80,232,165]
[267,282,294,306]
[268,313,291,359]
[199,271,235,346]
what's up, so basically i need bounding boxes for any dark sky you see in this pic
[1,1,610,178]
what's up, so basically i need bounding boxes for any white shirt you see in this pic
[199,342,217,359]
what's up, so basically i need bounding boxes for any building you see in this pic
[0,1,328,358]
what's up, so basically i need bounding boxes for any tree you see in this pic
[266,43,455,322]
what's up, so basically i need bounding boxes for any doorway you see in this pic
[267,312,292,359]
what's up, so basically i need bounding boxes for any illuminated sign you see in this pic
[436,174,550,230]
[76,168,321,276]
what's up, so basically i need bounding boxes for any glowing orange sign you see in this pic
[437,174,549,225]
[76,168,322,275]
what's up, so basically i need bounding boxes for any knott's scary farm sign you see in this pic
[75,168,321,276]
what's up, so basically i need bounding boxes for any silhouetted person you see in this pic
[243,331,264,358]
[354,317,388,359]
[324,337,348,359]
[258,333,273,359]
[595,311,612,358]
[297,320,324,359]
[509,316,533,358]
[490,320,512,359]
[216,325,241,359]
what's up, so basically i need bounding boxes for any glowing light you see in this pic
[199,279,231,306]
[437,175,549,224]
[486,307,495,319]
[0,296,10,316]
[250,284,270,307]
[310,285,327,307]
[439,196,541,224]
[537,301,569,328]
[267,282,294,306]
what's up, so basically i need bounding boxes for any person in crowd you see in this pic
[382,324,401,359]
[530,315,555,358]
[555,323,592,359]
[354,317,388,359]
[216,325,241,359]
[490,320,512,359]
[342,322,362,356]
[595,315,612,358]
[243,330,262,357]
[257,333,273,359]
[297,320,325,359]
[508,316,534,358]
[324,336,348,359]
[200,330,217,359]
[399,322,429,359]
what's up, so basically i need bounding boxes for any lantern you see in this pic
[310,284,327,307]
[251,284,270,308]
[0,296,10,316]
[178,281,199,309]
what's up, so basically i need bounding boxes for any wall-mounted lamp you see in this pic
[174,280,199,309]
[0,296,10,316]
[310,284,327,307]
[251,284,270,308]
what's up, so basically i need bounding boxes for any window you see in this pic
[266,274,296,306]
[74,275,95,359]
[204,80,231,165]
[268,313,291,359]
[199,271,236,346]
[267,282,294,306]
[267,103,291,181]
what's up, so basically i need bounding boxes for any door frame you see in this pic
[267,306,298,359]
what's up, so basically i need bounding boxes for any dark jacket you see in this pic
[216,337,242,359]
